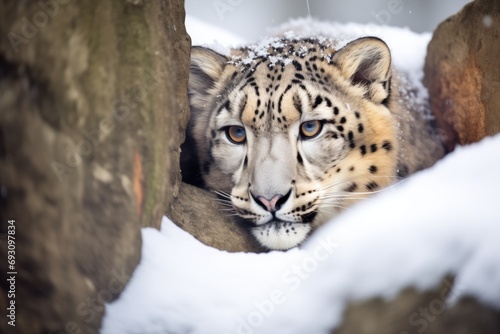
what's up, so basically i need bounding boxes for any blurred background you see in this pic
[186,0,471,40]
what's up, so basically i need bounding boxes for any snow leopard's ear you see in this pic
[189,46,229,107]
[332,37,392,104]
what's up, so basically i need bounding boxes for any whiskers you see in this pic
[211,190,236,212]
[208,172,408,225]
[211,189,260,221]
[314,174,408,216]
[212,189,232,200]
[317,173,404,194]
[212,197,233,207]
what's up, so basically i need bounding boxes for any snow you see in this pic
[274,18,432,111]
[186,15,245,55]
[483,15,493,28]
[192,16,431,114]
[271,17,432,76]
[101,16,500,334]
[189,16,431,87]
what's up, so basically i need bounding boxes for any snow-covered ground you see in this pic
[101,16,500,334]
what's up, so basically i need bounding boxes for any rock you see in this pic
[168,183,264,253]
[0,0,190,333]
[424,0,500,152]
[335,277,500,334]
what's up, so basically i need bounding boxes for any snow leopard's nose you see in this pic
[253,190,291,213]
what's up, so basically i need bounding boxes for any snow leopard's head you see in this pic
[184,37,399,250]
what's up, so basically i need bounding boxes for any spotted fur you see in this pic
[182,37,445,250]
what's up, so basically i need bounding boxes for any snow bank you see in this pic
[186,15,245,55]
[102,133,500,333]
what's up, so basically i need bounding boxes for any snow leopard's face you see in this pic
[185,37,399,250]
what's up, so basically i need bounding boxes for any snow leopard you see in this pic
[181,36,445,250]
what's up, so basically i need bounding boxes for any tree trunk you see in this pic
[0,0,190,333]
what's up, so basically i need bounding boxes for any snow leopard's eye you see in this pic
[300,120,323,139]
[226,126,246,144]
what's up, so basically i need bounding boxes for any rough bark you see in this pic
[424,0,500,151]
[0,0,190,333]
